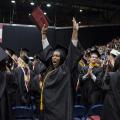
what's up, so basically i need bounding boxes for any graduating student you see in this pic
[79,50,103,106]
[0,47,16,120]
[102,55,120,120]
[32,54,46,75]
[0,47,8,120]
[38,18,84,120]
[12,55,34,107]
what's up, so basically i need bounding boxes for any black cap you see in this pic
[54,45,68,55]
[85,48,91,57]
[34,54,41,60]
[5,48,15,56]
[20,48,30,53]
[0,47,8,62]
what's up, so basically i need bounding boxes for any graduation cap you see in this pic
[20,48,30,53]
[54,45,68,56]
[5,48,15,57]
[110,49,120,57]
[85,48,91,57]
[0,47,8,62]
[34,54,41,60]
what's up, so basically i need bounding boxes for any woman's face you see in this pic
[52,51,61,68]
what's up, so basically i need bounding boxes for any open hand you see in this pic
[72,17,79,31]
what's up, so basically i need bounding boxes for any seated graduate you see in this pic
[36,18,84,120]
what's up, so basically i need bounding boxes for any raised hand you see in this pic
[72,17,79,41]
[72,17,79,31]
[41,24,48,41]
[41,24,48,34]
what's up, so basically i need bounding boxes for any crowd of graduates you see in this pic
[0,18,120,120]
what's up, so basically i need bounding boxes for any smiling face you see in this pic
[90,53,98,64]
[52,51,61,68]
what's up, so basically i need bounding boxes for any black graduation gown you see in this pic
[30,74,42,118]
[0,72,7,120]
[12,67,34,106]
[33,61,46,75]
[79,66,103,106]
[102,70,120,120]
[41,42,83,120]
[6,72,18,120]
[0,71,16,120]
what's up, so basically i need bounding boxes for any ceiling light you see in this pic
[44,12,47,15]
[30,2,35,6]
[80,9,83,12]
[46,3,51,7]
[11,0,16,4]
[29,13,31,16]
[79,21,82,24]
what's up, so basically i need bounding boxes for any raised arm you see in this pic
[71,17,79,46]
[40,25,53,64]
[64,18,84,71]
[41,25,49,49]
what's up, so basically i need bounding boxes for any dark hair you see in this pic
[54,49,67,65]
[5,56,13,70]
[34,54,41,60]
[20,48,30,53]
[90,50,100,58]
[0,59,6,72]
[5,48,15,56]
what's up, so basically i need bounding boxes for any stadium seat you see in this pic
[74,117,81,120]
[85,104,103,120]
[73,105,87,120]
[88,104,103,116]
[12,106,34,120]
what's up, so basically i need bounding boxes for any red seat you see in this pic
[88,115,100,120]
